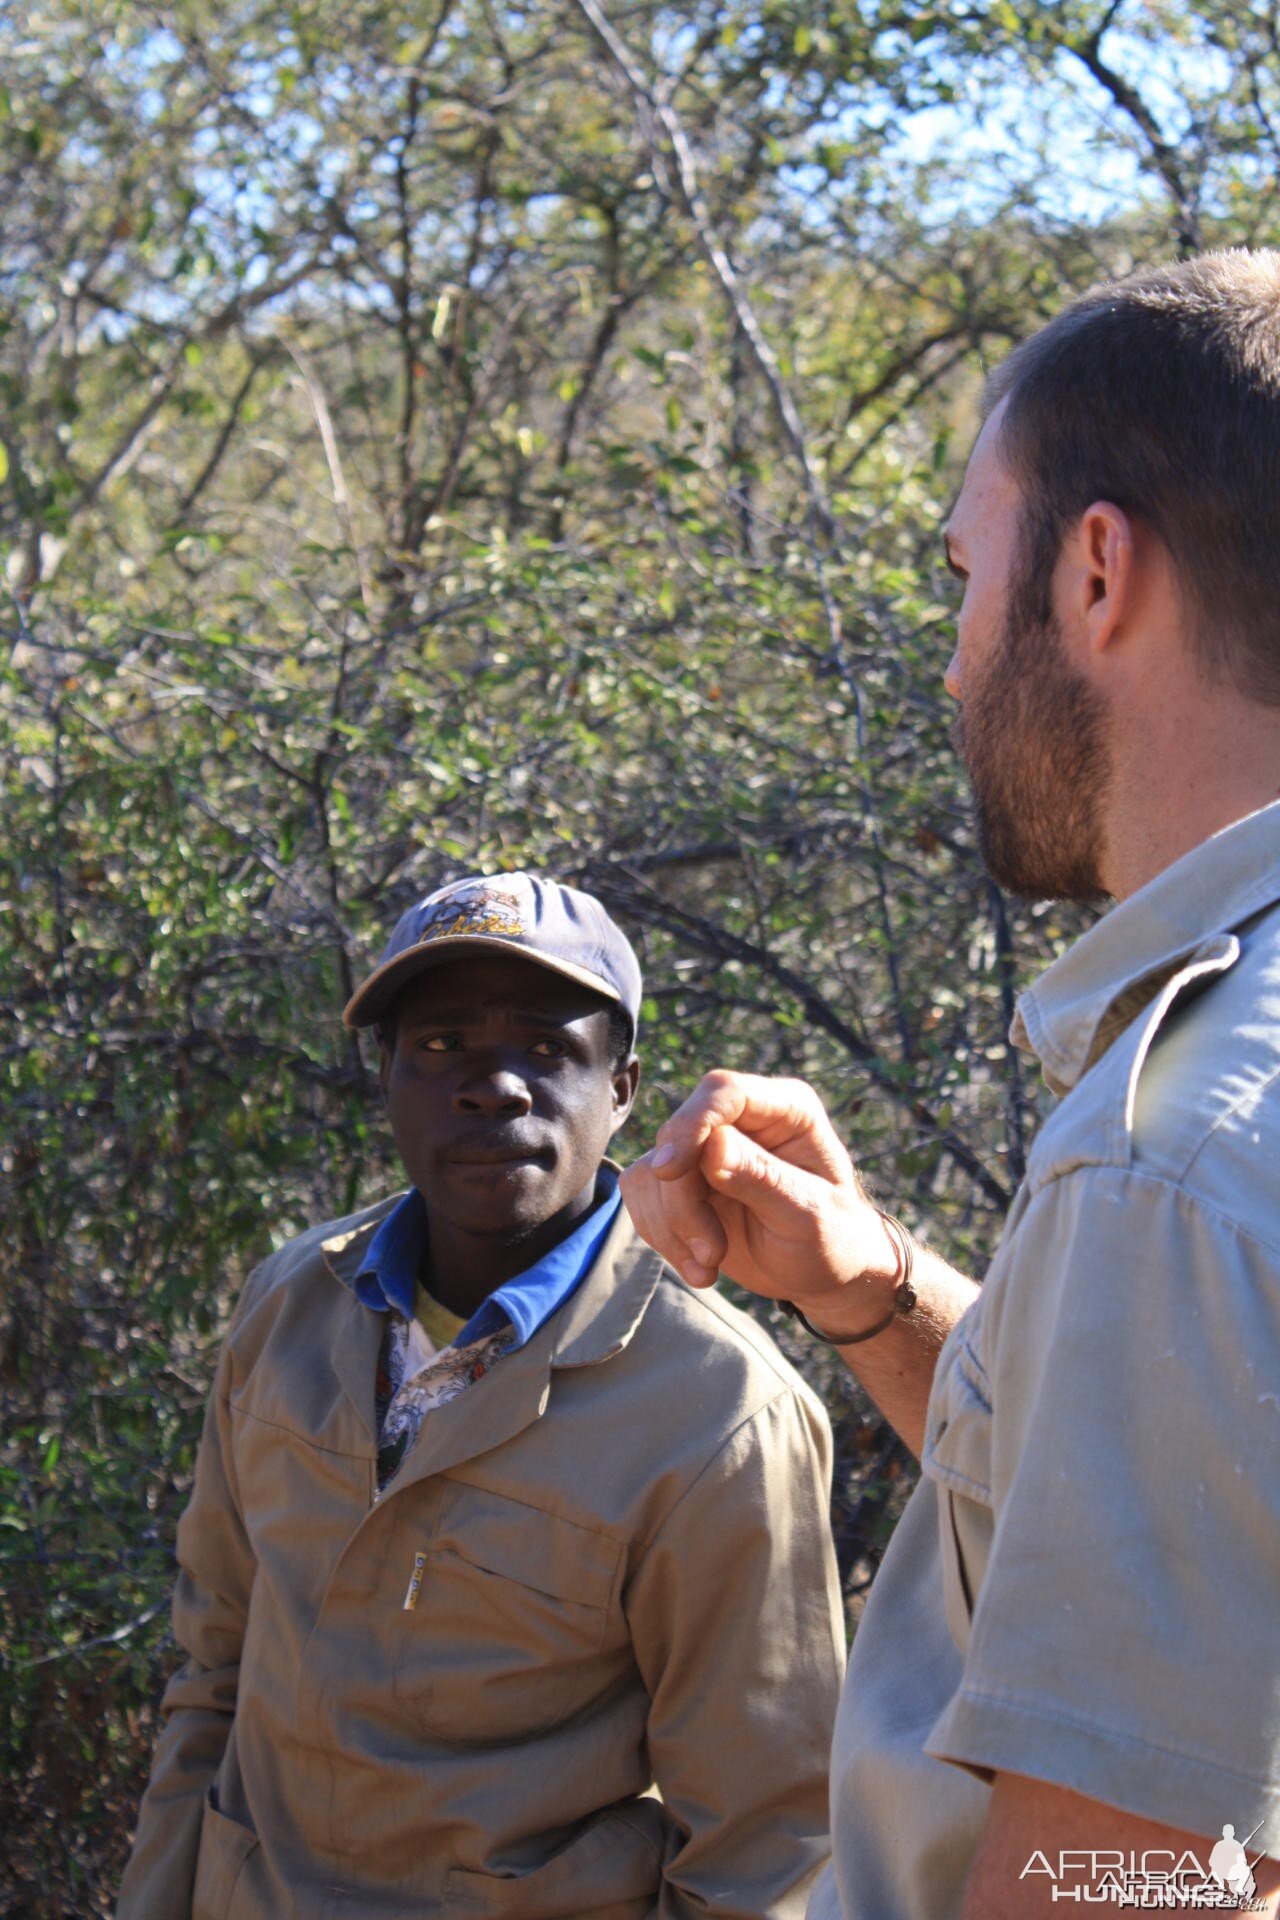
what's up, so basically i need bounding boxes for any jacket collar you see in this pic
[321,1194,402,1293]
[550,1203,664,1368]
[320,1197,402,1438]
[319,1172,661,1373]
[320,1190,661,1488]
[1012,798,1280,1096]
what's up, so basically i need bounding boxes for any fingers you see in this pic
[700,1126,891,1310]
[626,1071,863,1298]
[648,1070,754,1181]
[701,1124,830,1237]
[651,1070,851,1187]
[619,1153,728,1289]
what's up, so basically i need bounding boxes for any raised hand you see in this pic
[620,1069,901,1337]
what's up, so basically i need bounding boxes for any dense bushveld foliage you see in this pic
[6,1,1280,1909]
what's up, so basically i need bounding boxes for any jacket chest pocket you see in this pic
[392,1485,623,1743]
[922,1327,994,1656]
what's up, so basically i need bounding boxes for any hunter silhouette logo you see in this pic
[1210,1825,1259,1903]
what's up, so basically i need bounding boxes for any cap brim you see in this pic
[342,936,623,1031]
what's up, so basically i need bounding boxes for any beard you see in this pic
[953,557,1112,903]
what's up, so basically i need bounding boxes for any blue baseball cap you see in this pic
[342,871,642,1035]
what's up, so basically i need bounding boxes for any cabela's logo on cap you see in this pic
[415,882,526,948]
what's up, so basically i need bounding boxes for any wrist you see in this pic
[784,1211,918,1346]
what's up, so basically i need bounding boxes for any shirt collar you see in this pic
[352,1165,622,1354]
[352,1188,425,1318]
[1012,798,1280,1096]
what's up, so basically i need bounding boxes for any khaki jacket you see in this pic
[117,1199,844,1920]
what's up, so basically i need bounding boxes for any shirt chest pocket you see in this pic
[227,1400,370,1626]
[922,1330,994,1656]
[392,1484,624,1744]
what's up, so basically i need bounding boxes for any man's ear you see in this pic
[378,1036,394,1102]
[610,1057,640,1134]
[1069,499,1136,657]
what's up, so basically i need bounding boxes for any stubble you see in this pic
[953,556,1112,904]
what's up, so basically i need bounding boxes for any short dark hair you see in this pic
[984,249,1280,704]
[376,995,634,1071]
[604,1002,634,1073]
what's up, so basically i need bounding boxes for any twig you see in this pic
[571,0,834,538]
[8,1598,168,1671]
[277,334,377,621]
[570,0,923,1060]
[586,861,1013,1211]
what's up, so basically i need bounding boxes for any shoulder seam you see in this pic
[630,1382,801,1557]
[1024,1161,1280,1264]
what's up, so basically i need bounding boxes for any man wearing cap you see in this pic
[117,871,845,1920]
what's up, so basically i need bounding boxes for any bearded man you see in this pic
[622,251,1280,1917]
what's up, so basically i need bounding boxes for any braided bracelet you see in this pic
[780,1211,917,1347]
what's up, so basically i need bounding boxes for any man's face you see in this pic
[379,951,637,1242]
[943,404,1111,902]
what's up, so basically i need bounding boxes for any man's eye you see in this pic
[530,1038,567,1058]
[418,1034,458,1053]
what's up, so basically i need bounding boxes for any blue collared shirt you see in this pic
[353,1166,621,1352]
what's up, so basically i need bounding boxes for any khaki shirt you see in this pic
[815,799,1280,1919]
[118,1204,844,1920]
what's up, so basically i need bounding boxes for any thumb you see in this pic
[702,1124,828,1232]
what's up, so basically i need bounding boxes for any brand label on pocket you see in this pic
[403,1550,427,1611]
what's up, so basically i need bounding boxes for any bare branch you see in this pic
[276,335,377,622]
[585,863,1013,1213]
[571,0,836,538]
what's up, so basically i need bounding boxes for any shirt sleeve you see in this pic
[925,1164,1280,1852]
[116,1291,259,1919]
[624,1387,846,1920]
